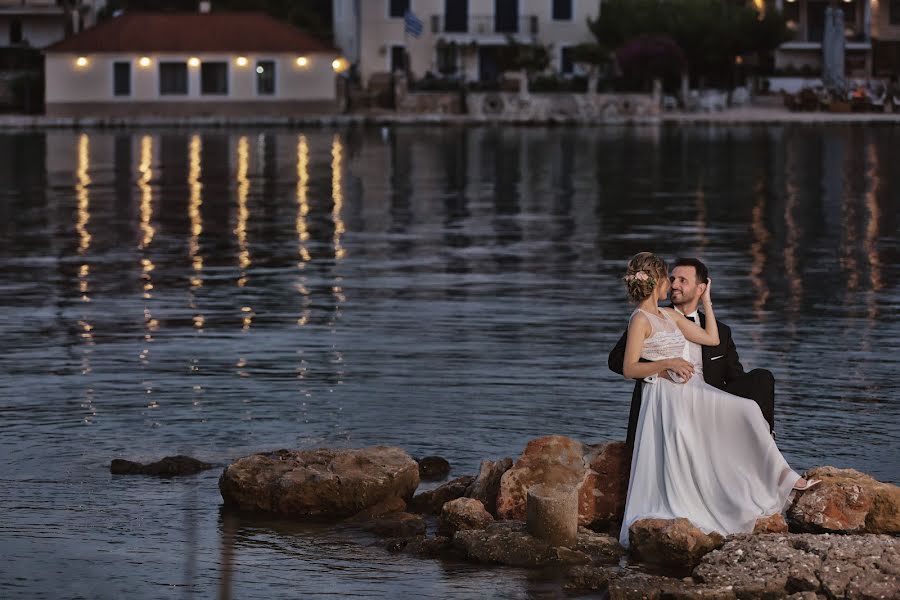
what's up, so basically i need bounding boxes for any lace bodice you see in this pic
[632,308,689,362]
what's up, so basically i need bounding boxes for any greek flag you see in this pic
[404,9,423,38]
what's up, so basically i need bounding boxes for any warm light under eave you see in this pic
[138,56,151,67]
[236,56,248,67]
[296,56,308,67]
[332,58,348,73]
[75,56,88,67]
[188,57,200,67]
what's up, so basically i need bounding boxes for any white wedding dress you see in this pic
[619,308,801,548]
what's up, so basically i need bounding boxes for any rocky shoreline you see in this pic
[115,435,899,598]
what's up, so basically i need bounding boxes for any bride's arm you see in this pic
[667,279,719,346]
[622,312,693,380]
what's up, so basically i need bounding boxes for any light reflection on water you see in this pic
[0,125,897,599]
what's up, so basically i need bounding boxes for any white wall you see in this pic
[45,52,339,103]
[355,0,598,84]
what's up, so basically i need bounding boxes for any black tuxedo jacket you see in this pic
[608,309,746,451]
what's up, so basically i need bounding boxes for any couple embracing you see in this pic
[608,252,819,548]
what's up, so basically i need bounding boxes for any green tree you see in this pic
[583,0,789,87]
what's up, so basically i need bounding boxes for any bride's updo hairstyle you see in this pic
[624,252,668,302]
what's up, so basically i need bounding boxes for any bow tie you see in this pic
[687,313,699,323]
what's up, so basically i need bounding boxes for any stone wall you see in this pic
[466,90,659,122]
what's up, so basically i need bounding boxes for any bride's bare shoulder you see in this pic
[627,310,651,334]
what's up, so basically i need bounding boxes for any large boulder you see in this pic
[409,475,474,515]
[218,446,419,517]
[438,497,494,536]
[694,533,900,599]
[496,436,628,529]
[580,441,630,529]
[464,457,512,517]
[788,466,900,534]
[628,518,725,569]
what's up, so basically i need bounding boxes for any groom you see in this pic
[608,257,776,452]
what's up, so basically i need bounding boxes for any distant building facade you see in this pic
[44,11,344,117]
[774,0,900,78]
[332,0,597,86]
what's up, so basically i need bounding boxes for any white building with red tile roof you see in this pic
[44,11,346,117]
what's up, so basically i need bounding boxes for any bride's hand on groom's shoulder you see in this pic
[702,278,713,305]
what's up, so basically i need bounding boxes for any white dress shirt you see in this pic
[675,306,704,380]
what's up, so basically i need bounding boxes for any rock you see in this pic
[628,518,725,569]
[496,436,629,530]
[497,436,585,521]
[526,484,578,547]
[464,457,512,517]
[563,565,619,592]
[110,455,213,476]
[581,441,630,529]
[452,521,590,568]
[694,533,900,599]
[360,512,426,538]
[417,456,450,480]
[753,513,789,534]
[409,475,474,515]
[218,446,419,517]
[397,535,457,559]
[606,573,737,600]
[788,467,900,534]
[438,497,494,536]
[573,526,626,564]
[346,496,406,522]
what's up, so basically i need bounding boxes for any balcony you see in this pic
[430,14,539,40]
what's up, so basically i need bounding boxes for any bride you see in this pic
[618,252,818,548]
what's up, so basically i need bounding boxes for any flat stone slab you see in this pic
[694,533,900,598]
[218,446,419,518]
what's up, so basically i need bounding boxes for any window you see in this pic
[113,61,130,96]
[891,0,900,25]
[436,44,459,75]
[256,60,275,95]
[159,62,188,95]
[560,46,574,74]
[390,45,407,73]
[10,18,22,44]
[444,0,468,32]
[495,0,519,33]
[552,0,572,21]
[201,61,228,95]
[389,0,409,18]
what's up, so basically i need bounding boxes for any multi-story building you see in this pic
[774,0,900,78]
[333,0,598,86]
[0,0,105,49]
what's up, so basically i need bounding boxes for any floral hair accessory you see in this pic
[624,271,651,283]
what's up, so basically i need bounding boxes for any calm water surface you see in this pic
[0,125,898,599]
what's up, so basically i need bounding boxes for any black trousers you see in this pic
[725,368,776,434]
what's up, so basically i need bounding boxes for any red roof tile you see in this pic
[45,12,336,54]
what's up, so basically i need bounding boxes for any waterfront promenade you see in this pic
[2,105,900,129]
